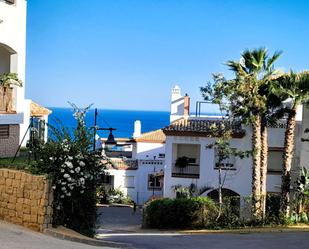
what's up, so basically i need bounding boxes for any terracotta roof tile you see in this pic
[134,129,166,143]
[163,118,245,138]
[30,101,52,117]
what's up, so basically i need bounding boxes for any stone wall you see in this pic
[0,169,53,231]
[0,124,20,157]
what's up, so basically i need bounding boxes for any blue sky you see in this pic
[26,0,309,111]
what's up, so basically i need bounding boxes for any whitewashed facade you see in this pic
[163,86,303,200]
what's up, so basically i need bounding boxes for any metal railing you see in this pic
[172,163,200,178]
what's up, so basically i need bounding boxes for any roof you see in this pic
[133,129,166,143]
[163,118,245,138]
[30,101,52,117]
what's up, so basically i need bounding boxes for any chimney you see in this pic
[133,120,141,138]
[184,94,190,118]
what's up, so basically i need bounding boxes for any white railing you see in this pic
[172,163,200,178]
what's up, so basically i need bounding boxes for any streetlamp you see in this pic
[93,108,117,151]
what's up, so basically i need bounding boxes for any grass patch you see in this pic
[0,156,29,171]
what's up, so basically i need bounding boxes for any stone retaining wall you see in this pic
[0,169,53,231]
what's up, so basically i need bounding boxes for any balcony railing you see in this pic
[110,159,138,170]
[172,163,200,178]
[0,87,14,113]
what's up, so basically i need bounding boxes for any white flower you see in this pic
[80,177,85,185]
[68,177,72,182]
[61,182,66,185]
[61,187,66,191]
[70,170,74,174]
[60,195,65,198]
[80,190,84,194]
[68,156,73,160]
[49,157,54,161]
[56,206,61,210]
[66,192,71,197]
[63,173,70,178]
[79,161,85,167]
[52,185,56,190]
[61,169,65,173]
[75,167,81,173]
[65,161,73,169]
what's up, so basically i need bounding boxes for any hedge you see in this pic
[143,197,217,229]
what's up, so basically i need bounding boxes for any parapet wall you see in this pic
[0,169,53,231]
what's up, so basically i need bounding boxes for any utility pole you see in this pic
[93,108,98,151]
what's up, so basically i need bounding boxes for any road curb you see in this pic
[180,227,309,235]
[44,228,128,248]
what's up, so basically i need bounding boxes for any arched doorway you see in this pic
[207,188,241,216]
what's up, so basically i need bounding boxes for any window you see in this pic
[268,150,284,173]
[214,148,236,170]
[0,125,9,139]
[148,174,162,190]
[158,153,165,158]
[124,176,134,188]
[102,175,114,185]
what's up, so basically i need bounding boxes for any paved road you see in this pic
[0,221,114,249]
[96,207,309,249]
[98,232,309,249]
[97,206,142,233]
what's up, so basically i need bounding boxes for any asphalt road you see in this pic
[99,232,309,249]
[0,221,114,249]
[96,206,309,249]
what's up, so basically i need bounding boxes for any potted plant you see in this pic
[175,156,189,168]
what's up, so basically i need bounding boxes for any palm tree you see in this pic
[226,48,281,220]
[0,73,22,112]
[271,71,309,216]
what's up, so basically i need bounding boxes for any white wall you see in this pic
[0,0,29,145]
[107,160,164,205]
[164,125,287,198]
[135,142,165,160]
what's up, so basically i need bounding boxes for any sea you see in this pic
[48,108,170,139]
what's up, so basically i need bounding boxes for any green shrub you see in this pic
[143,197,217,229]
[97,187,133,205]
[29,104,110,237]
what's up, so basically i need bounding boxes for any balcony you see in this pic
[172,163,200,178]
[110,158,138,170]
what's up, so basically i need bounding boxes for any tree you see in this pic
[225,48,281,220]
[201,48,281,220]
[271,71,309,216]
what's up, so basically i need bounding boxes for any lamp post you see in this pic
[93,108,117,151]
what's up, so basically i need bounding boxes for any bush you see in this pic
[29,104,110,237]
[97,187,133,205]
[143,197,217,229]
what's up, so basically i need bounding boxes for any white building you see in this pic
[0,0,50,157]
[163,86,303,201]
[104,128,165,205]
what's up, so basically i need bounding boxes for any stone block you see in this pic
[15,172,21,180]
[5,178,12,187]
[23,204,30,214]
[7,203,15,210]
[23,214,31,223]
[9,171,15,179]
